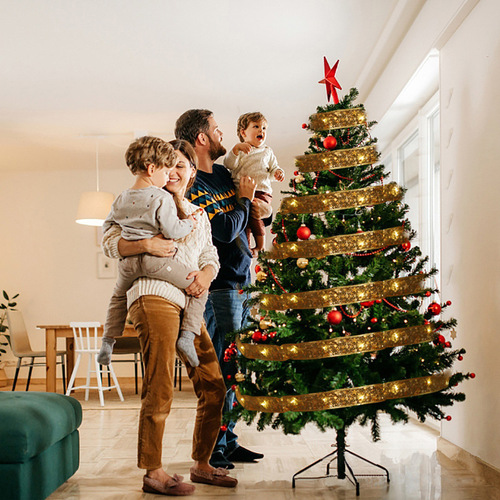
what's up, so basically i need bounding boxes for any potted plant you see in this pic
[0,290,18,387]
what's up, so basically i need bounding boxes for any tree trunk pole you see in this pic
[336,427,346,479]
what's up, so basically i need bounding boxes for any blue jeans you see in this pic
[204,289,250,455]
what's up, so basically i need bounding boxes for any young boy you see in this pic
[223,112,284,256]
[98,136,203,367]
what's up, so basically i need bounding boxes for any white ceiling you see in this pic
[1,0,407,174]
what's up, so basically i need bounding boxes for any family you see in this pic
[99,109,284,495]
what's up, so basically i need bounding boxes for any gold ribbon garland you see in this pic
[309,107,367,132]
[279,182,403,215]
[296,145,378,173]
[236,324,433,361]
[265,226,407,260]
[259,275,425,310]
[235,374,450,413]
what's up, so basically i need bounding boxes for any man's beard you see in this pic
[208,136,226,161]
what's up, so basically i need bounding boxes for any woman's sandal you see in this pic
[143,474,195,496]
[189,466,238,488]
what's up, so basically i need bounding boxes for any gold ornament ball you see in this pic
[259,319,273,330]
[256,271,267,281]
[296,258,309,268]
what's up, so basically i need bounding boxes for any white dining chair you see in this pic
[65,322,124,406]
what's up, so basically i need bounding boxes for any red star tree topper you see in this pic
[319,57,342,103]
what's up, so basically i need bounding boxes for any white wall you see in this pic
[439,0,500,470]
[362,0,500,471]
[0,167,131,378]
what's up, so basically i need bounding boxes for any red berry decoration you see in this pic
[220,424,228,431]
[401,241,411,252]
[301,123,308,129]
[425,291,432,297]
[323,136,337,150]
[297,224,311,240]
[446,300,452,306]
[231,385,236,391]
[238,289,244,295]
[375,299,382,304]
[470,373,476,378]
[428,302,442,315]
[232,401,238,407]
[458,355,463,361]
[445,416,452,421]
[370,317,378,324]
[327,310,343,325]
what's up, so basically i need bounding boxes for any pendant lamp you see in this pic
[76,141,114,226]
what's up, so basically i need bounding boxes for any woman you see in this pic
[102,139,237,495]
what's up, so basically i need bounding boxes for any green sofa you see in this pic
[0,391,82,500]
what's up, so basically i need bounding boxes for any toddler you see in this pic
[224,112,284,256]
[98,136,204,367]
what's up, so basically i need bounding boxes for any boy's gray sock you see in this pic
[176,331,199,367]
[97,337,116,366]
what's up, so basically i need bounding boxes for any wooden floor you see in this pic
[3,378,500,499]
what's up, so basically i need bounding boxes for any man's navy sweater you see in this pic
[187,163,252,291]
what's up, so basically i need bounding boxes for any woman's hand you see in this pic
[142,235,177,257]
[185,266,216,298]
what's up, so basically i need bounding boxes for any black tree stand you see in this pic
[292,427,390,496]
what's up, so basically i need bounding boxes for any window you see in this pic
[382,93,441,289]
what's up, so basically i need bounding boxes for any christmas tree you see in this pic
[225,60,473,474]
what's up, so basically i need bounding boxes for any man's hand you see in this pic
[239,176,257,202]
[233,143,253,155]
[143,235,177,257]
[250,197,273,219]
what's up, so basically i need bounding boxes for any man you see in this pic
[175,109,269,469]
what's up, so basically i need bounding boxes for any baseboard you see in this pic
[438,437,500,485]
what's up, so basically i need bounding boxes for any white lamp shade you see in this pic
[76,191,114,226]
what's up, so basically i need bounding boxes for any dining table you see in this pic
[37,324,137,393]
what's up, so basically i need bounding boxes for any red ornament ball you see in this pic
[327,310,343,325]
[294,170,299,176]
[231,385,236,391]
[370,317,378,324]
[470,373,476,379]
[251,330,262,342]
[428,302,442,315]
[446,300,452,306]
[438,335,445,344]
[445,341,451,348]
[297,225,311,240]
[323,136,337,150]
[458,355,463,361]
[232,401,238,407]
[255,265,261,273]
[301,123,308,129]
[360,301,375,307]
[220,424,228,431]
[401,241,411,252]
[375,299,383,304]
[238,289,244,295]
[445,416,452,421]
[425,291,432,297]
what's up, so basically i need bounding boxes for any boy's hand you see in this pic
[187,214,198,230]
[239,176,257,202]
[274,169,285,182]
[233,143,253,155]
